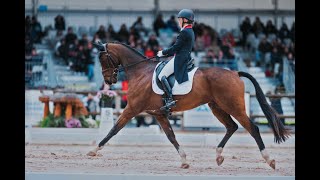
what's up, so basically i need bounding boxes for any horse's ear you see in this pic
[93,41,106,52]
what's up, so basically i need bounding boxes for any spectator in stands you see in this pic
[132,16,147,36]
[96,25,107,42]
[25,36,33,58]
[202,27,212,48]
[83,93,99,120]
[92,34,101,44]
[264,20,277,37]
[222,32,236,47]
[74,45,87,72]
[220,40,235,60]
[136,43,144,55]
[252,17,265,37]
[65,27,77,46]
[30,16,43,43]
[240,17,252,47]
[56,39,68,65]
[107,24,118,41]
[144,45,155,58]
[84,44,95,81]
[153,14,167,37]
[264,63,273,77]
[278,23,290,42]
[202,48,218,64]
[290,22,295,42]
[147,34,159,53]
[25,16,32,35]
[79,33,89,47]
[166,15,179,32]
[270,47,282,73]
[257,37,272,66]
[54,14,66,31]
[128,34,136,47]
[118,24,129,43]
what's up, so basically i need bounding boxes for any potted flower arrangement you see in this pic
[97,89,117,108]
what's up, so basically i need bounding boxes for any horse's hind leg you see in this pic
[231,111,276,169]
[87,107,137,156]
[154,114,189,169]
[208,102,238,166]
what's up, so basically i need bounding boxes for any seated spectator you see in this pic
[65,27,77,46]
[131,16,147,36]
[83,93,99,120]
[166,15,179,33]
[147,34,159,52]
[278,23,290,42]
[270,47,282,72]
[257,37,272,65]
[202,28,212,48]
[118,24,129,43]
[153,14,166,37]
[107,24,118,41]
[252,17,265,37]
[79,33,89,47]
[54,14,66,31]
[202,48,221,64]
[220,40,235,60]
[222,32,236,47]
[96,25,107,42]
[290,22,295,42]
[144,46,155,58]
[30,16,43,43]
[264,20,277,37]
[56,39,68,65]
[264,63,274,77]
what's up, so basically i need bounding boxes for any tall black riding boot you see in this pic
[160,76,176,111]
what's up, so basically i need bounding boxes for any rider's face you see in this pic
[178,18,183,28]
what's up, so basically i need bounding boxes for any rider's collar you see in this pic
[180,25,193,31]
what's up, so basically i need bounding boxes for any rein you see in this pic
[117,56,166,72]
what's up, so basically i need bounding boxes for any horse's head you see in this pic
[93,41,121,85]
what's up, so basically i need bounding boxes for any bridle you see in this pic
[98,42,167,84]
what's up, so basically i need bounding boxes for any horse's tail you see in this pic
[238,71,290,144]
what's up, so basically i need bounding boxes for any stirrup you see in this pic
[160,99,177,111]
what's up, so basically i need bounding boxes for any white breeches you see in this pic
[158,57,175,80]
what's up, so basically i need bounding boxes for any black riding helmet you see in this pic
[177,9,194,23]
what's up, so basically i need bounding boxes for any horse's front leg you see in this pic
[87,107,138,156]
[154,114,190,169]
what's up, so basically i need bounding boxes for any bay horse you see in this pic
[87,41,290,169]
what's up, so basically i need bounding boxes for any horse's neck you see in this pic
[125,59,157,83]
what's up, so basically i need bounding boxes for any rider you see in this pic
[156,9,195,111]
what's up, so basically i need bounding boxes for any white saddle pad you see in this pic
[152,62,198,95]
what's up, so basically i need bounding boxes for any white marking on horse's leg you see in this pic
[178,147,187,164]
[216,147,223,157]
[87,146,104,156]
[261,149,276,169]
[261,149,271,164]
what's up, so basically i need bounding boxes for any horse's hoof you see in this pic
[268,159,276,170]
[216,156,224,166]
[86,151,97,156]
[181,163,190,169]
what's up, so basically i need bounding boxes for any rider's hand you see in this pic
[157,51,164,57]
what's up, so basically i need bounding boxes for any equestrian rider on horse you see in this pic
[156,9,195,111]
